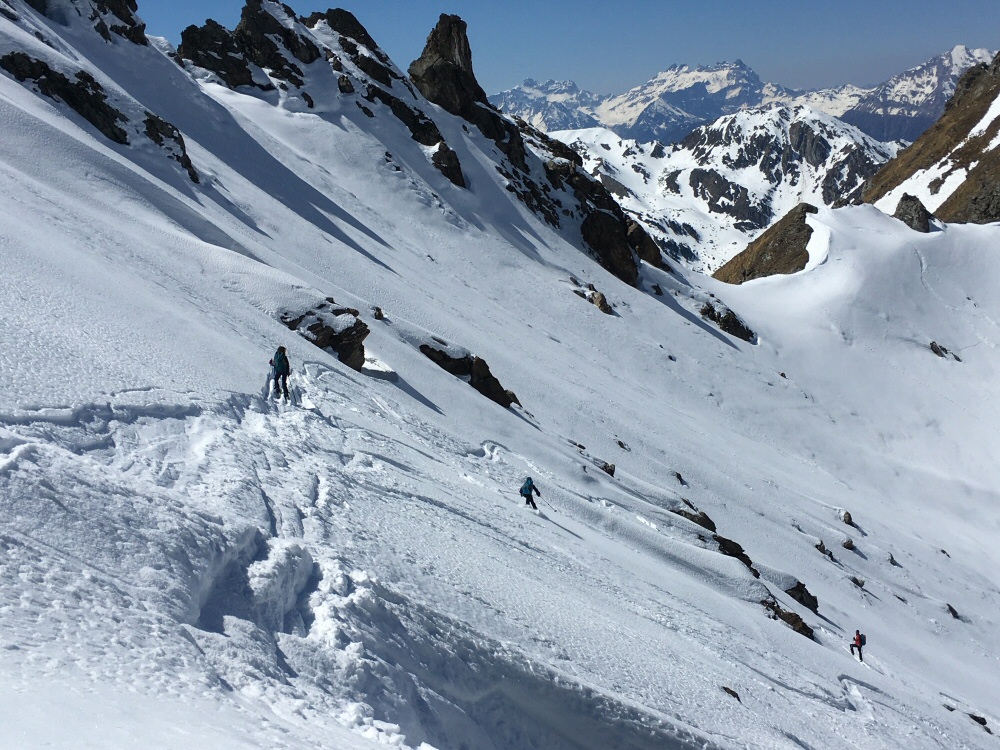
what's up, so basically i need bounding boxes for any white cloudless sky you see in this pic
[139,0,1000,94]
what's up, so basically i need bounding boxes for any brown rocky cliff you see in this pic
[714,203,817,284]
[864,52,1000,224]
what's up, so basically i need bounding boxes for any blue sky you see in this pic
[139,1,1000,95]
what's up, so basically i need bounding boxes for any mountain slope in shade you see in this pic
[2,2,1000,750]
[556,104,898,271]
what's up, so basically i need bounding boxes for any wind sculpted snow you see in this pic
[1,3,1000,749]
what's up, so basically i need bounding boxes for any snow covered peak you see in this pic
[555,102,898,271]
[841,46,996,141]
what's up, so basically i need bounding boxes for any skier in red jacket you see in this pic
[850,630,864,662]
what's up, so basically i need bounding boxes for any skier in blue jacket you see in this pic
[519,477,541,510]
[270,345,290,400]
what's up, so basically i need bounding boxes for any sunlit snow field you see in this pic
[1,4,1000,749]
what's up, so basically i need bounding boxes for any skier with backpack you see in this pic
[850,630,865,662]
[519,477,541,510]
[270,345,291,400]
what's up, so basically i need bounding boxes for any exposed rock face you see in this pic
[626,217,665,268]
[714,203,818,284]
[714,535,759,578]
[178,20,260,90]
[699,301,755,343]
[785,581,819,613]
[562,106,894,275]
[580,211,638,287]
[893,194,934,232]
[408,14,526,171]
[281,298,370,371]
[0,52,129,144]
[688,168,772,231]
[419,345,518,408]
[92,0,147,45]
[234,0,320,88]
[144,113,199,182]
[762,598,815,640]
[431,143,466,188]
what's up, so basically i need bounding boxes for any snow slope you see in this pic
[2,3,1000,750]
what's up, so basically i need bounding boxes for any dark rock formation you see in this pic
[93,0,147,45]
[699,302,755,343]
[234,0,320,88]
[894,194,934,232]
[431,143,465,187]
[785,581,819,613]
[419,345,517,408]
[0,53,129,144]
[281,298,370,371]
[409,14,527,171]
[626,217,665,268]
[714,535,759,578]
[178,20,261,89]
[144,113,199,182]
[722,687,741,702]
[842,538,855,551]
[599,462,615,477]
[762,598,815,639]
[714,203,817,284]
[579,210,638,287]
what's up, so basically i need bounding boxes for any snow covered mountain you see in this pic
[3,2,1000,750]
[556,104,899,271]
[492,49,994,145]
[487,77,605,131]
[842,45,996,142]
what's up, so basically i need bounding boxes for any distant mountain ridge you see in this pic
[492,46,995,144]
[555,103,899,271]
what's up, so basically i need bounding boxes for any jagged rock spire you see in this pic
[408,14,488,117]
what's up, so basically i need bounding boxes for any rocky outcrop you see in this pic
[144,113,199,182]
[893,194,934,232]
[785,581,819,613]
[92,0,147,45]
[409,14,647,285]
[280,298,370,371]
[178,20,261,90]
[178,7,466,188]
[409,14,526,171]
[0,53,129,144]
[580,211,638,287]
[419,345,518,408]
[714,203,817,284]
[234,0,320,88]
[27,0,147,45]
[699,301,755,343]
[714,535,760,577]
[762,598,815,640]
